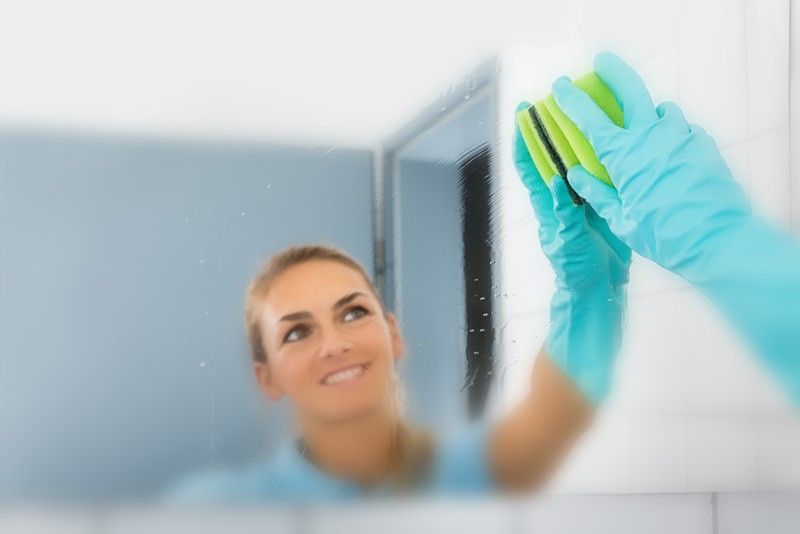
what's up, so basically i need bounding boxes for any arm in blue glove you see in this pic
[552,51,800,406]
[487,102,631,491]
[513,98,632,405]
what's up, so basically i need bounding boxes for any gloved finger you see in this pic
[593,51,658,130]
[552,76,621,150]
[567,165,624,227]
[655,101,692,134]
[513,101,554,224]
[550,176,590,241]
[585,205,632,266]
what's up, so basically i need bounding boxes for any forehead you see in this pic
[262,260,373,320]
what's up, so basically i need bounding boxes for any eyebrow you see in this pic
[279,291,367,322]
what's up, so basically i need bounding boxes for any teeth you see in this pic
[323,365,365,385]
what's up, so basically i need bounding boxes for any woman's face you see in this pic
[254,260,404,423]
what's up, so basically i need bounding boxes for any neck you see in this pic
[296,405,403,487]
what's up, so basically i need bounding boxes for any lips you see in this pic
[320,363,370,386]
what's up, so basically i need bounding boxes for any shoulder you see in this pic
[163,461,286,504]
[162,440,313,504]
[429,418,495,494]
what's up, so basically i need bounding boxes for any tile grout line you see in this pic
[711,492,719,534]
[789,0,796,229]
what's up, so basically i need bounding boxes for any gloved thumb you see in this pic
[552,76,620,150]
[567,164,623,223]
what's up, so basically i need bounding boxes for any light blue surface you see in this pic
[512,102,631,405]
[396,159,467,429]
[165,420,493,502]
[0,128,375,501]
[552,51,800,405]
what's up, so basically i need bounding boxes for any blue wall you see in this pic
[396,159,467,430]
[0,129,374,501]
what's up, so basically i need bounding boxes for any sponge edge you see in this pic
[515,71,623,188]
[517,106,556,184]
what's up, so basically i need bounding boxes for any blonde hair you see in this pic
[244,243,405,414]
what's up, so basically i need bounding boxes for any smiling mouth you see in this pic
[320,363,370,386]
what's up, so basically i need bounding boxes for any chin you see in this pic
[322,392,387,422]
[319,387,392,423]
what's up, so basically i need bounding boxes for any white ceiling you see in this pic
[0,0,569,150]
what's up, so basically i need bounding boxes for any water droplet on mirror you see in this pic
[200,361,206,367]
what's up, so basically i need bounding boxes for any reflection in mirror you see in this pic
[0,131,376,502]
[0,61,503,505]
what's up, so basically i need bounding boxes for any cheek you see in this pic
[277,348,321,391]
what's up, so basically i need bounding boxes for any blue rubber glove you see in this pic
[552,51,800,405]
[513,101,632,404]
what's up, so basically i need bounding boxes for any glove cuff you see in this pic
[546,282,628,405]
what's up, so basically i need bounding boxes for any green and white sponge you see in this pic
[516,72,624,189]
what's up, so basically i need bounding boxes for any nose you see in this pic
[317,323,353,360]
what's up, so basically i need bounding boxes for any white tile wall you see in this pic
[0,509,96,534]
[717,492,800,534]
[522,493,713,534]
[755,416,800,490]
[103,508,297,534]
[744,126,792,226]
[685,416,759,492]
[608,291,689,414]
[745,0,790,137]
[305,498,517,534]
[627,414,688,493]
[495,0,798,495]
[792,0,800,232]
[546,411,632,494]
[677,2,749,147]
[679,290,793,417]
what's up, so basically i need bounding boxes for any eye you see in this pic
[344,305,368,322]
[283,324,309,343]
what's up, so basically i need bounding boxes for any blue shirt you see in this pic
[166,420,493,503]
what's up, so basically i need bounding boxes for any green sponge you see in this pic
[516,72,624,203]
